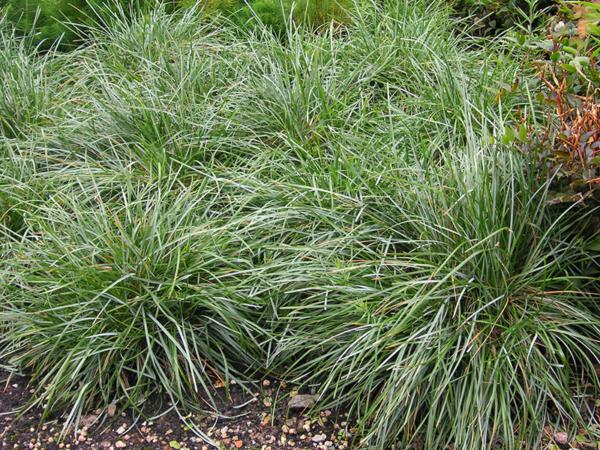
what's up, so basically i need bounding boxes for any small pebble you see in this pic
[312,433,327,443]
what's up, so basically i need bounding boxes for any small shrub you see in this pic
[451,0,557,34]
[513,1,600,205]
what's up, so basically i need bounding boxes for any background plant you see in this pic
[2,0,352,48]
[2,0,175,48]
[506,0,600,205]
[451,0,557,35]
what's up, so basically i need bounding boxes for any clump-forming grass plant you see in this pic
[270,145,600,449]
[0,1,598,448]
[1,176,273,421]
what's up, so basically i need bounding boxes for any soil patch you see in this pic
[0,368,354,450]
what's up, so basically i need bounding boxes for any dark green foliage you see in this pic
[0,192,23,237]
[3,0,351,49]
[451,0,557,34]
[3,0,166,48]
[186,0,351,33]
[5,0,98,47]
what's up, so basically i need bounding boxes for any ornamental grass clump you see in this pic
[257,3,600,448]
[0,19,68,139]
[271,143,600,449]
[0,177,270,428]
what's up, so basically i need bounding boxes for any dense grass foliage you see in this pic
[4,0,351,47]
[271,147,600,449]
[3,0,169,48]
[0,0,598,448]
[1,178,271,420]
[194,0,351,33]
